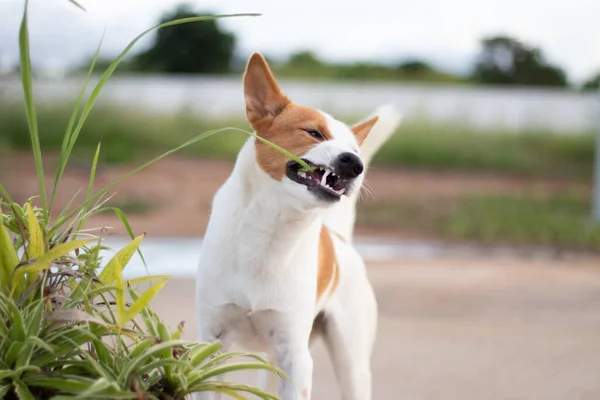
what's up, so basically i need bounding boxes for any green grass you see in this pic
[0,4,287,399]
[0,101,594,179]
[450,194,600,249]
[377,120,594,179]
[357,193,600,250]
[0,101,250,163]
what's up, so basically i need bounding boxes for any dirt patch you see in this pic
[1,152,591,239]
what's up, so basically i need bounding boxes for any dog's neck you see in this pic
[229,139,323,260]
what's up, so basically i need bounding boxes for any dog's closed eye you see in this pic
[301,128,325,140]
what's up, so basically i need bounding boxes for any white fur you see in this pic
[195,105,401,400]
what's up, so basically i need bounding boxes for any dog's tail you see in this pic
[324,104,402,242]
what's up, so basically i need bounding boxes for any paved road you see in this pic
[152,256,600,400]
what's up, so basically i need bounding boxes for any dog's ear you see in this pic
[244,53,290,131]
[351,116,379,145]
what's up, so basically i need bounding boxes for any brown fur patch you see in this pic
[243,52,334,180]
[254,105,333,180]
[317,226,339,301]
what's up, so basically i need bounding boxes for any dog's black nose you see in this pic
[335,152,364,178]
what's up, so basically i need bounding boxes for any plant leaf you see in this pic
[0,184,15,205]
[118,340,188,386]
[25,299,45,336]
[101,207,148,272]
[189,382,280,400]
[11,239,93,293]
[127,275,172,285]
[123,279,168,326]
[13,379,35,400]
[190,363,283,386]
[0,208,20,290]
[115,257,127,327]
[98,234,145,285]
[46,308,112,327]
[24,203,44,287]
[188,341,222,368]
[24,202,44,259]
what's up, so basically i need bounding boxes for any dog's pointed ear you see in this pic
[351,116,379,145]
[244,53,290,131]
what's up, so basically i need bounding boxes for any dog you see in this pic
[195,53,401,400]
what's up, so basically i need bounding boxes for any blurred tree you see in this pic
[133,4,236,74]
[285,51,325,68]
[473,36,567,87]
[582,72,600,90]
[397,60,433,74]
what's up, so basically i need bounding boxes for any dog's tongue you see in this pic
[307,169,324,183]
[332,180,346,191]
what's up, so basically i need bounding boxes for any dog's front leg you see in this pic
[194,306,232,400]
[275,343,313,400]
[268,313,314,400]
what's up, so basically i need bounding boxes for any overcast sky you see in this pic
[1,0,599,83]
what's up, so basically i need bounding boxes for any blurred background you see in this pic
[1,1,600,398]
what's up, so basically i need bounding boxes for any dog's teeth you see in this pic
[298,171,306,178]
[335,188,346,195]
[321,170,331,186]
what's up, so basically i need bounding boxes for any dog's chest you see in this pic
[203,240,318,318]
[221,242,318,311]
[199,185,322,313]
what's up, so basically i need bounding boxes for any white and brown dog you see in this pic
[195,53,401,400]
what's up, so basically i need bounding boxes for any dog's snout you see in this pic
[335,152,364,178]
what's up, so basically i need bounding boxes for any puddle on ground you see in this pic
[98,236,560,279]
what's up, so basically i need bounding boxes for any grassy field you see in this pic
[0,100,595,179]
[357,193,600,251]
[1,100,597,251]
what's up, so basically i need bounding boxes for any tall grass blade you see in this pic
[0,184,15,204]
[75,141,102,234]
[50,127,225,233]
[102,206,148,271]
[51,125,311,234]
[66,0,86,12]
[49,32,104,212]
[56,14,259,195]
[55,188,82,222]
[18,0,46,212]
[228,127,313,171]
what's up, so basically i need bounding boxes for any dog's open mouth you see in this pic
[286,159,348,199]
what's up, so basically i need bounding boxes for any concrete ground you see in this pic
[151,256,600,400]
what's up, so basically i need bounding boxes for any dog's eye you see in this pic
[303,129,324,140]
